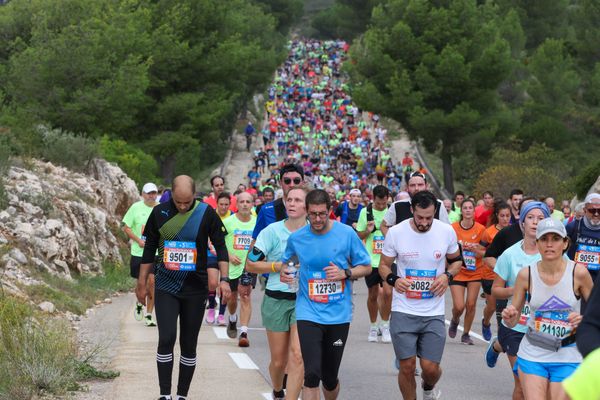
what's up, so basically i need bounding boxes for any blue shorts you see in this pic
[515,357,579,383]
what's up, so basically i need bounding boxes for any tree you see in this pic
[348,0,512,193]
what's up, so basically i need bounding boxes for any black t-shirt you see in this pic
[577,272,600,358]
[335,202,361,227]
[142,199,228,295]
[484,223,523,259]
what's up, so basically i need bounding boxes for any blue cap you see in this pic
[520,201,550,224]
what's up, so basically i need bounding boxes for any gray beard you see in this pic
[584,216,600,230]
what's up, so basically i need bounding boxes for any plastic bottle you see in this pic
[287,262,298,292]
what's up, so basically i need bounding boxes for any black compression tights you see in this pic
[154,289,207,397]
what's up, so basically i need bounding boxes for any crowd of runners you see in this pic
[120,39,600,400]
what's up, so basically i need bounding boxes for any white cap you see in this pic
[536,217,567,240]
[349,189,361,195]
[584,193,600,204]
[142,182,158,193]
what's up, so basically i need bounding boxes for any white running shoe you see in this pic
[380,324,392,343]
[423,388,441,400]
[368,326,378,342]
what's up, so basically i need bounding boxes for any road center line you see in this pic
[212,326,230,339]
[228,352,259,369]
[444,319,487,342]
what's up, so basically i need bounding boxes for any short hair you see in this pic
[411,191,437,211]
[210,175,224,187]
[262,187,275,195]
[305,189,331,210]
[454,191,465,199]
[373,185,389,200]
[482,191,494,198]
[509,189,524,198]
[217,192,231,202]
[280,163,304,180]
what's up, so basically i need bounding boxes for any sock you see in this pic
[381,319,389,326]
[282,373,288,390]
[157,353,174,396]
[219,295,227,315]
[241,325,248,334]
[177,354,196,398]
[423,383,435,391]
[229,314,237,323]
[273,389,285,398]
[207,291,216,309]
[370,323,378,329]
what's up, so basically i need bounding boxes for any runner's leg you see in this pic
[266,330,290,392]
[321,323,349,399]
[518,369,548,400]
[154,289,180,397]
[450,284,466,324]
[508,355,524,400]
[398,357,418,399]
[298,321,324,400]
[286,323,304,400]
[367,285,379,324]
[146,273,155,315]
[464,281,481,335]
[176,293,207,398]
[379,284,392,322]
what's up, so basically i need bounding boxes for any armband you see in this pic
[247,246,266,262]
[386,273,399,287]
[446,254,463,264]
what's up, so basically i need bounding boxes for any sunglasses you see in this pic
[587,208,600,216]
[283,177,303,185]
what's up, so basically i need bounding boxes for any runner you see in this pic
[378,191,463,400]
[449,199,486,345]
[502,218,593,399]
[204,175,237,212]
[545,197,565,222]
[136,175,231,400]
[334,188,363,230]
[122,182,159,326]
[246,186,309,400]
[448,191,465,223]
[356,185,392,343]
[222,192,257,347]
[475,191,494,227]
[280,189,372,400]
[490,201,551,400]
[508,189,524,225]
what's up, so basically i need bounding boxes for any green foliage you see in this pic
[312,1,381,40]
[38,125,99,172]
[252,0,303,33]
[574,159,600,199]
[99,135,160,186]
[0,132,10,210]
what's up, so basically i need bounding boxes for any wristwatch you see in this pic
[220,277,230,283]
[344,268,352,279]
[443,271,453,282]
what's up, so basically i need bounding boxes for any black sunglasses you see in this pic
[283,177,302,185]
[587,208,600,216]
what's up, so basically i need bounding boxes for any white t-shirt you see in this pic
[382,219,459,316]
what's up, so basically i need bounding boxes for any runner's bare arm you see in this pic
[380,221,389,236]
[357,221,374,240]
[483,257,496,269]
[135,263,153,305]
[324,261,371,281]
[492,274,513,299]
[501,268,529,328]
[122,224,144,247]
[574,263,594,302]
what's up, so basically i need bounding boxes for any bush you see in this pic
[38,125,99,172]
[99,135,160,186]
[574,159,600,199]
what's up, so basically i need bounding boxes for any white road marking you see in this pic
[212,326,230,339]
[229,352,259,369]
[445,319,486,342]
[262,393,272,399]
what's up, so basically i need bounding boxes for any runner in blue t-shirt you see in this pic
[280,189,372,400]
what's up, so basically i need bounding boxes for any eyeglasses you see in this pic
[586,208,600,216]
[308,211,329,219]
[283,177,303,185]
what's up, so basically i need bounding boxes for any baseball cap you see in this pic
[584,193,600,204]
[536,217,567,239]
[142,183,158,193]
[349,188,361,195]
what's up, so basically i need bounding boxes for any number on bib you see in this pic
[534,310,572,339]
[518,304,531,326]
[575,244,600,271]
[372,235,384,255]
[233,230,253,250]
[463,250,477,271]
[163,241,197,271]
[405,269,436,299]
[308,279,344,303]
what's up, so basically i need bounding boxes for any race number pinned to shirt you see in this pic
[463,250,477,271]
[372,235,384,254]
[405,269,436,299]
[308,272,345,303]
[518,304,531,326]
[163,241,197,271]
[534,310,572,339]
[574,244,600,271]
[233,230,253,251]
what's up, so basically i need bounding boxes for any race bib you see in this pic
[372,235,384,254]
[308,272,345,303]
[405,269,436,299]
[534,310,572,339]
[463,250,477,271]
[163,241,197,271]
[518,303,531,326]
[233,230,253,251]
[575,244,600,271]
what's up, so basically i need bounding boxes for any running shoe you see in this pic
[272,389,285,400]
[239,332,250,347]
[485,336,500,368]
[145,314,156,327]
[448,318,459,338]
[380,324,392,343]
[134,302,144,321]
[461,333,474,345]
[205,308,215,324]
[368,326,378,342]
[481,318,492,341]
[227,319,237,339]
[217,314,226,326]
[423,388,441,400]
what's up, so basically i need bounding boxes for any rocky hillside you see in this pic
[0,158,138,298]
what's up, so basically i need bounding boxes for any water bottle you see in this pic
[287,262,298,292]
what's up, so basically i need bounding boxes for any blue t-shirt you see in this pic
[282,222,371,324]
[566,218,600,275]
[254,220,295,293]
[252,199,286,239]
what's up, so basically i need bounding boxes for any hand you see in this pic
[219,281,231,303]
[323,262,345,281]
[137,239,145,248]
[230,254,242,266]
[394,277,412,294]
[568,312,583,330]
[352,222,357,230]
[366,221,375,232]
[502,305,519,327]
[280,266,294,284]
[135,282,147,306]
[430,274,449,296]
[238,283,252,298]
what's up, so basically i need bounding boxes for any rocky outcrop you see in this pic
[0,158,139,295]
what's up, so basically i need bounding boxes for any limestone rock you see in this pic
[9,248,27,265]
[38,301,56,314]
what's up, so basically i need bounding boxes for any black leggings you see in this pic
[297,320,350,390]
[155,289,207,397]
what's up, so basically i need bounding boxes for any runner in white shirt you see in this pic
[378,191,463,400]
